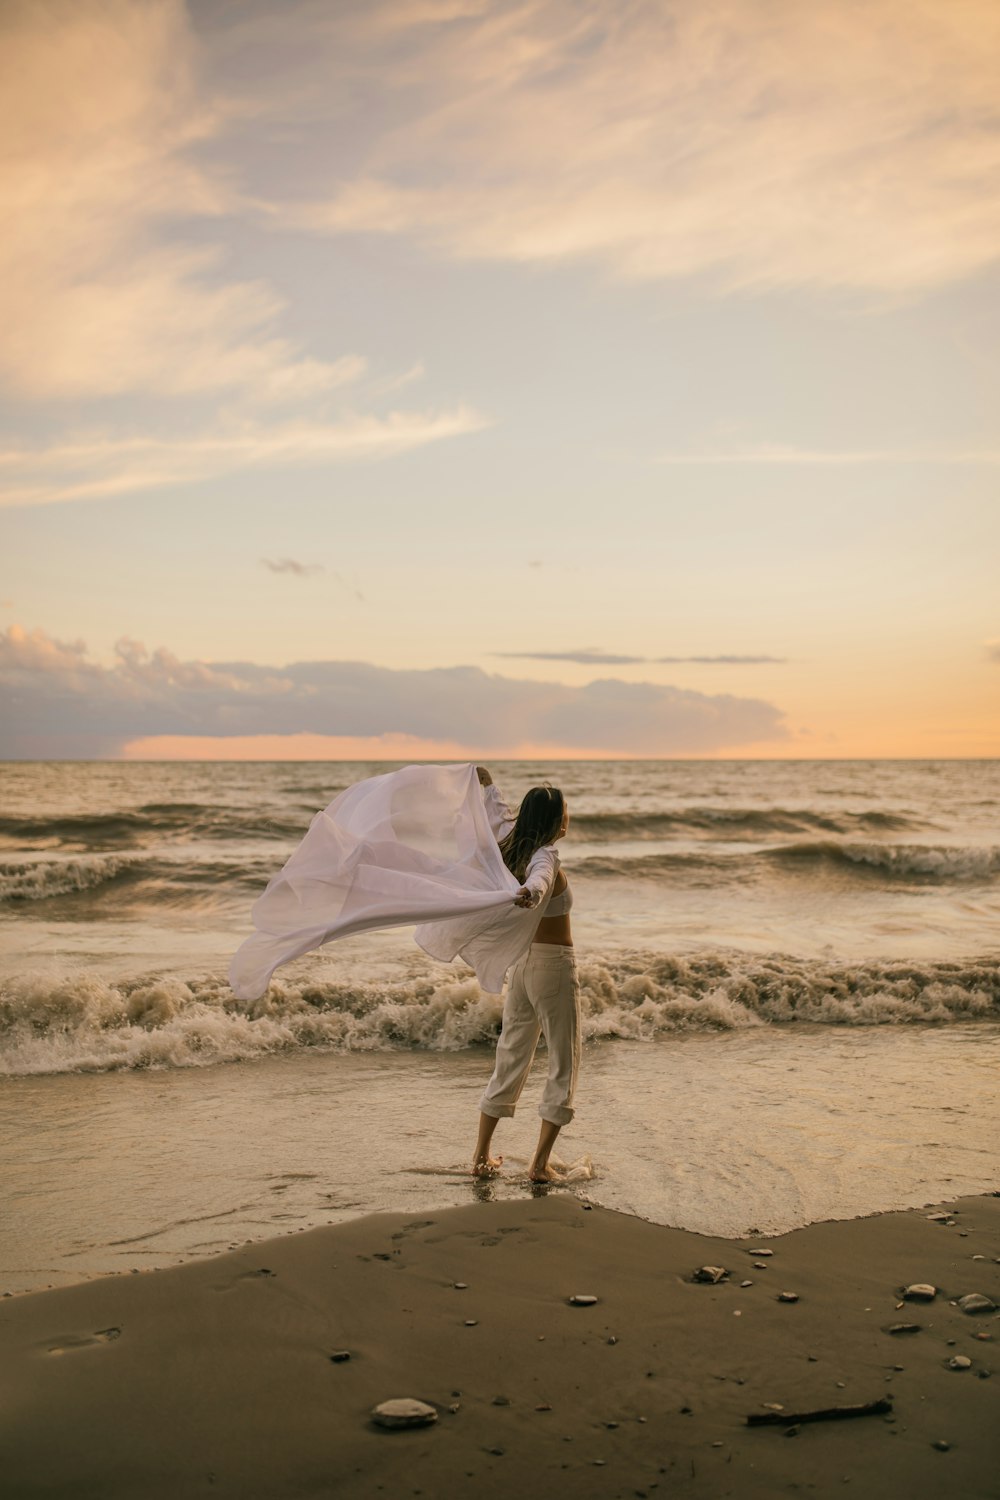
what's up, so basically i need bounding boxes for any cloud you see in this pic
[0,407,489,508]
[985,640,1000,663]
[261,558,324,577]
[0,0,367,402]
[494,649,786,665]
[0,625,789,758]
[289,0,1000,294]
[656,447,1000,466]
[656,656,786,666]
[494,648,647,666]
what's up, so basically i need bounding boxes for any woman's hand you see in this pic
[476,766,493,786]
[514,887,538,909]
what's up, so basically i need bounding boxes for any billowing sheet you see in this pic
[229,762,551,1000]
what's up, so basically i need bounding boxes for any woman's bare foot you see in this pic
[472,1154,504,1177]
[528,1161,564,1183]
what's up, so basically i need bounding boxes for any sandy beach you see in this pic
[2,1190,997,1499]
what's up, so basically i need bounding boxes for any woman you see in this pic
[473,767,579,1184]
[229,761,580,1183]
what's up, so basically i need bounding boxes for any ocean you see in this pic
[2,759,998,1292]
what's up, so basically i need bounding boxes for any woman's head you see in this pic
[499,785,567,882]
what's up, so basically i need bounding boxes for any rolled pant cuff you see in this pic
[479,1099,516,1119]
[539,1106,574,1126]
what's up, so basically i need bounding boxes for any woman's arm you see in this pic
[515,846,558,907]
[477,766,517,840]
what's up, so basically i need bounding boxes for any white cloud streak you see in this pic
[0,625,789,758]
[291,0,1000,294]
[656,447,1000,466]
[0,407,489,508]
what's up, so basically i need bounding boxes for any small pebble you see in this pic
[932,1440,951,1452]
[492,1396,511,1406]
[976,1370,992,1380]
[778,1291,799,1303]
[693,1266,728,1284]
[569,1294,599,1306]
[753,1262,769,1270]
[785,1425,800,1438]
[756,1249,775,1257]
[972,1254,986,1261]
[329,1351,351,1363]
[453,1282,468,1290]
[592,1459,606,1467]
[902,1284,937,1302]
[887,1323,921,1335]
[607,1336,618,1345]
[741,1280,753,1288]
[605,1421,619,1429]
[464,1320,478,1327]
[536,1403,552,1412]
[711,1440,724,1448]
[372,1399,438,1430]
[947,1356,972,1370]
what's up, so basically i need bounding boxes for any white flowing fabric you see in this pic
[228,763,553,1000]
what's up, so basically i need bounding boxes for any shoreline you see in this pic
[2,1191,997,1498]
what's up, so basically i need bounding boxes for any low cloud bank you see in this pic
[0,626,789,758]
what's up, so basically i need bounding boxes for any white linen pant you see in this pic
[479,944,581,1126]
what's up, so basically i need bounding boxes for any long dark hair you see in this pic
[498,785,565,883]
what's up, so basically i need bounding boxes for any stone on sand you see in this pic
[372,1399,438,1430]
[957,1293,997,1315]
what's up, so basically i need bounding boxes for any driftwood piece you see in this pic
[746,1398,892,1427]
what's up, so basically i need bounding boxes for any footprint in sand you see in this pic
[46,1327,121,1356]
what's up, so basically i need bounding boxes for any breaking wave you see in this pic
[0,804,309,850]
[766,841,1000,882]
[572,807,925,841]
[0,854,271,907]
[2,951,996,1077]
[577,842,1000,885]
[0,802,930,854]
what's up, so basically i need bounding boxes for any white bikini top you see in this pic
[543,877,573,918]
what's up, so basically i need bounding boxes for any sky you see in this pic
[1,0,998,760]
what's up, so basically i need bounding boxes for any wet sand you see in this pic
[1,1192,997,1499]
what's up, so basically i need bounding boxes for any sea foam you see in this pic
[2,950,996,1077]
